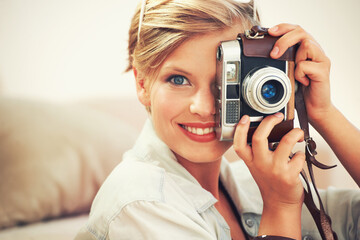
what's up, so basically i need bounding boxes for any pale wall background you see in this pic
[0,0,359,189]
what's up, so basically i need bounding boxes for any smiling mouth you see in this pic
[179,124,215,136]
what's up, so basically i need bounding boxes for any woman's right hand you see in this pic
[233,113,305,239]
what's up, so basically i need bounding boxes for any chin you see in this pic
[176,143,231,164]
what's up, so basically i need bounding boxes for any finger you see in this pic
[295,38,328,64]
[273,128,304,169]
[269,25,313,59]
[294,41,331,87]
[288,151,306,178]
[233,115,253,163]
[295,61,330,86]
[268,23,298,37]
[251,112,284,162]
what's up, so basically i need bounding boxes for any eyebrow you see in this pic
[162,66,193,77]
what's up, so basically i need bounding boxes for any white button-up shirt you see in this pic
[75,119,360,240]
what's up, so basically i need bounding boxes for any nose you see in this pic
[189,87,216,118]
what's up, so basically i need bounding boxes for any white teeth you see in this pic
[192,127,196,134]
[182,125,214,136]
[204,128,210,134]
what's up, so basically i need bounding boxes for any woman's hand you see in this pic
[267,24,360,186]
[233,113,305,238]
[234,113,305,209]
[268,23,333,124]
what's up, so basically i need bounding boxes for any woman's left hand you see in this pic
[268,23,333,124]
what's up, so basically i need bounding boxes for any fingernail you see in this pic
[271,46,279,57]
[239,115,249,124]
[269,25,278,32]
[274,112,283,118]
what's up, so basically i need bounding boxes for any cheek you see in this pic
[151,87,186,121]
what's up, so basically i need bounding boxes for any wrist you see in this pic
[262,202,303,220]
[308,104,337,131]
[262,193,304,213]
[258,203,302,239]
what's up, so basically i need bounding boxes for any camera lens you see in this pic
[242,67,291,114]
[261,80,284,104]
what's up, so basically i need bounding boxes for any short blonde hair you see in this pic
[127,0,260,89]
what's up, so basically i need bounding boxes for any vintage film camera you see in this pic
[215,26,297,142]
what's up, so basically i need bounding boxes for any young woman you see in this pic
[76,0,360,239]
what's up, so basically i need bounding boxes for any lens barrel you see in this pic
[242,67,291,114]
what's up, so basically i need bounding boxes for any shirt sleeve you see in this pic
[301,186,360,239]
[320,187,360,240]
[108,200,217,240]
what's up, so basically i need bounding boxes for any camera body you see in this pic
[215,29,297,142]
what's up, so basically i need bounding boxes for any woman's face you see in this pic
[140,25,244,164]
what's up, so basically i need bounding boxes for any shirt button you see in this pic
[245,218,255,227]
[303,236,313,240]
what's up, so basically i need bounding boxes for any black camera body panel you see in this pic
[239,42,287,127]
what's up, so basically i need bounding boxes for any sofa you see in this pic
[0,96,147,240]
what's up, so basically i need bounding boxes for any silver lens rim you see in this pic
[242,66,292,114]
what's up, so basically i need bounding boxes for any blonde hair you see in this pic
[127,0,260,89]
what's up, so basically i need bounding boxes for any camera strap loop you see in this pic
[245,26,268,39]
[295,85,338,240]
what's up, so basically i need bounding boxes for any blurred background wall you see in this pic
[0,0,359,188]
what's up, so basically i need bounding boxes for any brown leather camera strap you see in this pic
[295,86,338,240]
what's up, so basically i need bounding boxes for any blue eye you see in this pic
[168,75,189,86]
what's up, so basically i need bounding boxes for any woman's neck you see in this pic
[175,154,222,199]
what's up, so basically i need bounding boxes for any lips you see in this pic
[178,123,216,142]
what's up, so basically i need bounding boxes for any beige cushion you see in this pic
[0,97,140,229]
